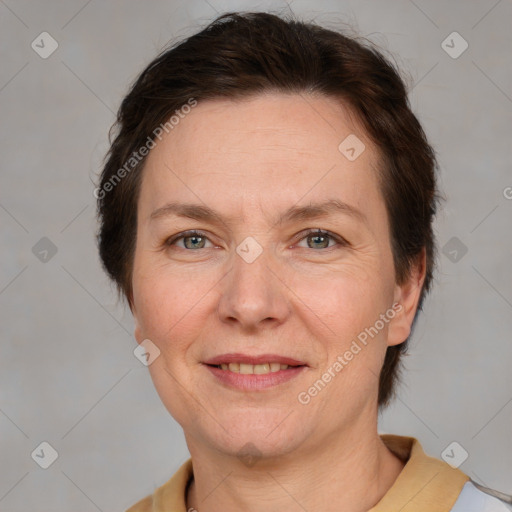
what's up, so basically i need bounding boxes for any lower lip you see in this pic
[204,364,306,390]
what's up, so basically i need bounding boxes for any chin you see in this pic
[219,434,301,465]
[192,412,309,462]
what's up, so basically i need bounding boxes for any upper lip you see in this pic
[204,353,307,366]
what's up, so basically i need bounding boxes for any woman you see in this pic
[96,11,512,512]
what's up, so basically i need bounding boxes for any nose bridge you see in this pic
[218,239,289,327]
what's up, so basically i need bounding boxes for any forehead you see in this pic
[138,92,385,229]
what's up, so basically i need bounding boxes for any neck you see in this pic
[185,424,405,512]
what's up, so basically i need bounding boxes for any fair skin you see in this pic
[131,92,426,512]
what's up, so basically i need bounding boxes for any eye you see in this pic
[164,228,347,252]
[165,230,214,250]
[295,229,346,250]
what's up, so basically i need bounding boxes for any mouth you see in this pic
[204,353,307,371]
[203,353,308,390]
[207,362,303,374]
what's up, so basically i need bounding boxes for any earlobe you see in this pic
[134,322,144,345]
[128,292,144,345]
[131,306,144,345]
[387,248,427,347]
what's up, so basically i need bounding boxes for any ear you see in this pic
[387,247,427,347]
[130,301,145,345]
[134,318,144,345]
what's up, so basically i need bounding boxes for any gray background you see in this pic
[1,0,511,510]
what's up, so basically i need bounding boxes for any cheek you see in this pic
[292,262,388,336]
[303,271,391,402]
[291,264,393,400]
[132,263,221,350]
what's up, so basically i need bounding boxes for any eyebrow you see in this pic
[150,198,368,228]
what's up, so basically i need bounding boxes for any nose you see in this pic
[217,243,291,331]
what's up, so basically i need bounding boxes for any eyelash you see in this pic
[164,229,347,251]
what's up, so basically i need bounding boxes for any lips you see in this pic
[218,362,291,374]
[204,355,307,390]
[203,353,307,367]
[203,353,308,388]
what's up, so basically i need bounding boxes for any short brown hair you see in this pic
[96,11,440,408]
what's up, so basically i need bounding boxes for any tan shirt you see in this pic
[126,434,470,512]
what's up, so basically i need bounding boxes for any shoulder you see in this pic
[125,494,153,512]
[124,458,194,512]
[451,481,512,511]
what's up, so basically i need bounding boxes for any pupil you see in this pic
[310,234,328,249]
[186,235,204,249]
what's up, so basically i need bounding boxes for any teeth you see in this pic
[228,363,239,373]
[254,363,270,374]
[219,362,291,374]
[240,363,253,374]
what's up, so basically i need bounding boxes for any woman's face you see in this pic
[131,93,422,460]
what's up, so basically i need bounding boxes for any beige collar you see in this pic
[369,435,469,511]
[126,434,469,511]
